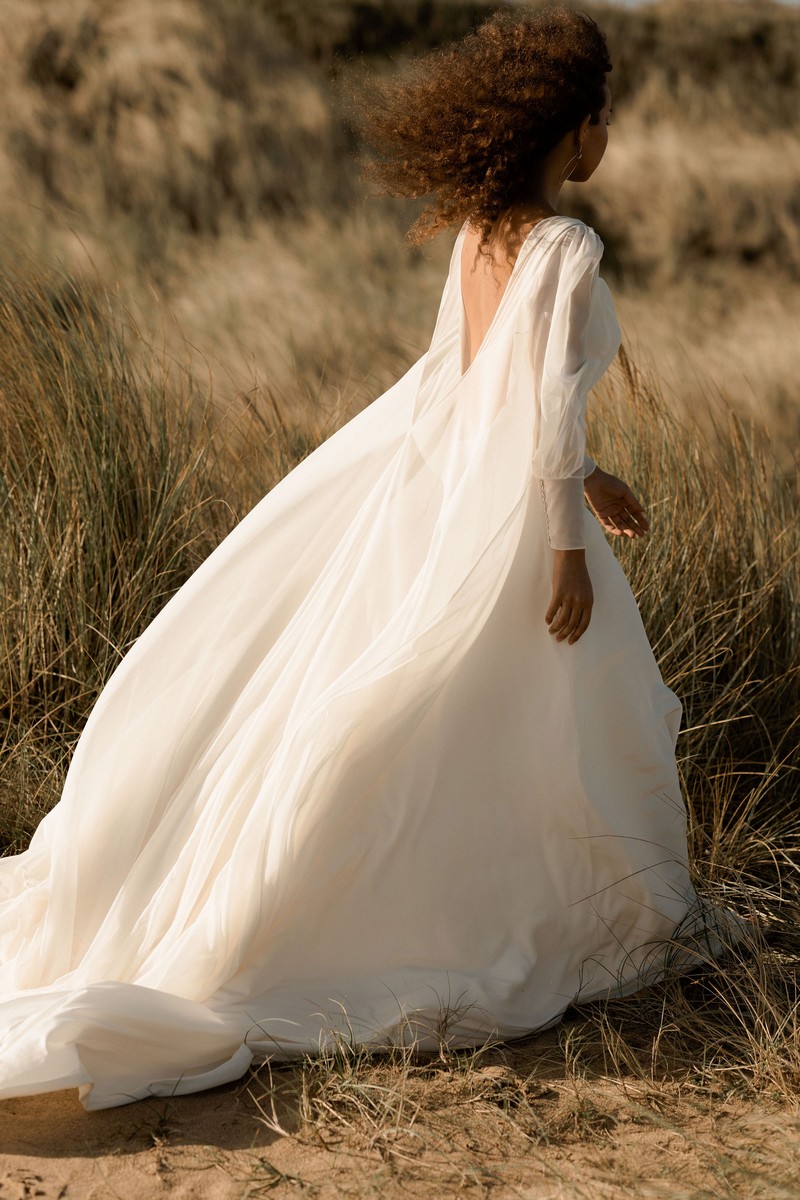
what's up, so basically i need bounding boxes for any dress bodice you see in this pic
[427,215,622,550]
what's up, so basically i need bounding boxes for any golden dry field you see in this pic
[1,0,799,434]
[1,1,799,1196]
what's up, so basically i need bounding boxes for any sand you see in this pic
[3,1031,799,1200]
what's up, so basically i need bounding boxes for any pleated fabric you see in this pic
[0,216,749,1109]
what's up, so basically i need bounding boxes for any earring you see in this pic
[558,142,584,185]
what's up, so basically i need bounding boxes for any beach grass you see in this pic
[0,260,797,1114]
[1,0,799,1194]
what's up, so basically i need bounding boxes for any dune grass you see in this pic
[0,260,361,851]
[1,1,800,1188]
[0,263,798,1170]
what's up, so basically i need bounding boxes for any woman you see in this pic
[0,7,749,1111]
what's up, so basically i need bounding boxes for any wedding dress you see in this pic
[0,215,749,1110]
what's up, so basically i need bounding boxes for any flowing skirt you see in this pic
[0,359,748,1109]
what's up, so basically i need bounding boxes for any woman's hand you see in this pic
[584,466,649,538]
[545,549,593,644]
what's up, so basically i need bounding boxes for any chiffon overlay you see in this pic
[0,215,749,1110]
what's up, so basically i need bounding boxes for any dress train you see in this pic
[0,216,750,1109]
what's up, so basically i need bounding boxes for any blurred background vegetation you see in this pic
[2,0,799,433]
[1,0,800,1146]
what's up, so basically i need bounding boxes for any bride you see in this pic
[0,7,750,1110]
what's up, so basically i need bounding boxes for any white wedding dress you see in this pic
[0,215,748,1110]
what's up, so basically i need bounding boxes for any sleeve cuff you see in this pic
[539,476,586,550]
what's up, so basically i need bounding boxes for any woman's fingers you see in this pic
[547,600,591,641]
[624,499,650,534]
[547,553,593,644]
[544,594,560,624]
[598,514,623,536]
[602,508,631,536]
[553,603,588,642]
[547,598,573,636]
[556,613,578,641]
[625,488,648,516]
[622,488,650,533]
[568,607,591,643]
[608,509,630,535]
[602,503,649,537]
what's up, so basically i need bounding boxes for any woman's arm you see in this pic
[544,467,648,644]
[533,226,604,643]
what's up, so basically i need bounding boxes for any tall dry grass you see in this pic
[1,0,799,1185]
[2,264,797,865]
[1,260,798,1141]
[0,260,342,847]
[589,349,800,911]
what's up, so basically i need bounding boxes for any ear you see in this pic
[576,113,592,145]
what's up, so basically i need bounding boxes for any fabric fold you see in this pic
[0,215,751,1111]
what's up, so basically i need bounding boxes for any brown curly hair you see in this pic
[348,5,612,250]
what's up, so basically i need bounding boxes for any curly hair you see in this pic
[348,5,612,251]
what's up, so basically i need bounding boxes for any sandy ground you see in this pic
[3,1022,799,1200]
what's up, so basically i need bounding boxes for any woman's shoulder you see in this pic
[549,215,604,252]
[535,218,605,277]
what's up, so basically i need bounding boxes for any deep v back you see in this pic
[458,216,562,376]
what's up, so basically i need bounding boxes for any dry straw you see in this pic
[0,227,799,1200]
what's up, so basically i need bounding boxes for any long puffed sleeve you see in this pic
[532,225,605,550]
